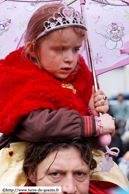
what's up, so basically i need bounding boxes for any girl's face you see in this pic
[29,147,90,194]
[37,28,85,80]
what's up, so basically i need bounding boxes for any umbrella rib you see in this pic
[91,0,129,6]
[4,0,78,5]
[67,0,77,6]
[4,0,128,6]
[5,0,61,2]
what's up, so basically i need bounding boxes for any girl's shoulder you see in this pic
[0,47,41,72]
[0,47,24,67]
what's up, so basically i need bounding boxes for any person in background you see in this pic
[111,94,129,136]
[118,151,129,180]
[125,117,129,131]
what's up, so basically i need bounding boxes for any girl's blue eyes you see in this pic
[73,48,80,52]
[55,47,80,52]
[55,48,62,51]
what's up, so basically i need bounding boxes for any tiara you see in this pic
[35,3,87,41]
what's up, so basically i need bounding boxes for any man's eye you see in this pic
[48,172,64,183]
[51,172,60,177]
[76,172,83,176]
[75,172,87,182]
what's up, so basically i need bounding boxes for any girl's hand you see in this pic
[88,86,109,116]
[96,113,115,137]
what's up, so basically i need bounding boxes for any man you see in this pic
[112,94,129,136]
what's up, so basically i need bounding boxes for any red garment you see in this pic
[0,47,93,135]
[89,181,118,194]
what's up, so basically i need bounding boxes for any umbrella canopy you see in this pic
[0,0,60,59]
[83,0,129,75]
[0,0,82,59]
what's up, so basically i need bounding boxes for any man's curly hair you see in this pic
[23,138,97,181]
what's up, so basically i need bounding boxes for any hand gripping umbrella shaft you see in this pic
[80,0,111,146]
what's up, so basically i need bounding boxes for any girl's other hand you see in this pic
[97,113,115,137]
[88,86,109,116]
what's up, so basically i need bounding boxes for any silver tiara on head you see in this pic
[35,3,87,41]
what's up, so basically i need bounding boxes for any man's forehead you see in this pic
[38,147,88,171]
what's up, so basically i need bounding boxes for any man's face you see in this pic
[30,147,90,194]
[118,95,124,102]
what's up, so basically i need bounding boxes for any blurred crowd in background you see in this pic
[100,93,129,180]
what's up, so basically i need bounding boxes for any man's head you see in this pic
[23,138,96,194]
[117,94,124,102]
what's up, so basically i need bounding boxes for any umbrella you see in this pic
[78,0,129,171]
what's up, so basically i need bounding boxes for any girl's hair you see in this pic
[23,138,97,182]
[24,3,86,56]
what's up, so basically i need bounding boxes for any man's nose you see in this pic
[64,51,74,64]
[62,175,77,194]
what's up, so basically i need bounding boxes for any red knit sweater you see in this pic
[0,47,94,135]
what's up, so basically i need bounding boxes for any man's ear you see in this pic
[28,167,36,184]
[26,42,36,58]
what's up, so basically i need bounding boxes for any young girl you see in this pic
[0,3,114,149]
[0,2,127,193]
